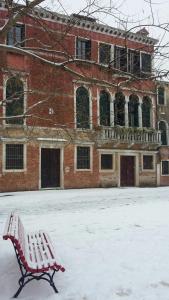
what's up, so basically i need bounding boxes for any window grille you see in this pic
[162,161,169,175]
[77,146,90,169]
[6,144,24,170]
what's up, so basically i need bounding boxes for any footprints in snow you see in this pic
[151,281,169,288]
[115,288,132,297]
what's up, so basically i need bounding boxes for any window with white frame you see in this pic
[76,146,90,169]
[161,161,169,175]
[141,53,152,73]
[143,155,154,170]
[99,43,111,65]
[128,49,140,75]
[7,24,25,47]
[114,46,127,72]
[101,154,113,170]
[5,144,24,170]
[76,38,91,60]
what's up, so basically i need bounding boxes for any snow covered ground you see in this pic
[0,187,169,300]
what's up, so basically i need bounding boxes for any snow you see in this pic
[0,187,169,300]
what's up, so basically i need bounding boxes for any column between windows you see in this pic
[138,96,142,128]
[125,95,129,127]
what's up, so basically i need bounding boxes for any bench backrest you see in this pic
[3,212,26,264]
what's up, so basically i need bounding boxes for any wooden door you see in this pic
[120,156,135,187]
[41,148,60,188]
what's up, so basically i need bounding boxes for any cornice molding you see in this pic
[0,0,158,46]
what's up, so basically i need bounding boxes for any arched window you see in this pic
[114,92,125,126]
[142,96,151,128]
[128,94,139,127]
[76,86,90,129]
[99,91,110,126]
[158,86,165,105]
[159,121,167,145]
[6,77,24,124]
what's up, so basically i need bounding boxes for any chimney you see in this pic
[136,27,149,36]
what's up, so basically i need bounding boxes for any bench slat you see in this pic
[27,233,39,270]
[39,232,55,265]
[34,232,49,269]
[3,214,11,238]
[30,232,46,270]
[11,214,18,240]
[26,232,55,270]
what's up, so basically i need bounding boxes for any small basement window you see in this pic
[101,154,113,170]
[161,161,169,175]
[5,144,24,170]
[143,155,153,170]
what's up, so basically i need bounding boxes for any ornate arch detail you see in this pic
[99,90,111,126]
[76,86,90,129]
[128,94,139,127]
[114,91,125,126]
[142,96,152,128]
[158,120,168,145]
[5,76,24,125]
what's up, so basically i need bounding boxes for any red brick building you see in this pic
[0,1,163,192]
[156,81,169,186]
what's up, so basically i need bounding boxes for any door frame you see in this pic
[120,155,135,187]
[118,152,139,187]
[39,144,64,189]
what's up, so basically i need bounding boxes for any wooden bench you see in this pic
[3,211,65,298]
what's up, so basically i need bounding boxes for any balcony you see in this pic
[97,126,161,146]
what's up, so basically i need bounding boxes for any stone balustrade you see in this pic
[98,126,161,145]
